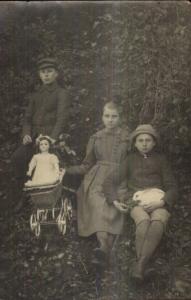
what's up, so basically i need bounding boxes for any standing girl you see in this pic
[66,101,130,266]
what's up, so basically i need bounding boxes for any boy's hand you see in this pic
[51,138,56,145]
[143,199,165,213]
[113,200,129,213]
[26,171,31,177]
[23,135,32,145]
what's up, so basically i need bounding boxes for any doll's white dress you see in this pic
[25,153,59,187]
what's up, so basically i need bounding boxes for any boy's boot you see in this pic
[131,220,164,282]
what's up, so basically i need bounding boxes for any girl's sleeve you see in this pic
[161,155,178,208]
[116,155,132,204]
[66,136,96,175]
[117,179,129,203]
[28,155,37,174]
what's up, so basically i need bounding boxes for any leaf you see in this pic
[57,253,65,259]
[93,21,100,29]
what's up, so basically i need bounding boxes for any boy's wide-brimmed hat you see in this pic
[37,57,58,70]
[130,124,159,143]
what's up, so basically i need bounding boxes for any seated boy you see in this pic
[114,124,178,282]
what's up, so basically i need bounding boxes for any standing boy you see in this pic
[11,57,69,210]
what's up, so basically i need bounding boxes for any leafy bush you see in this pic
[1,2,190,170]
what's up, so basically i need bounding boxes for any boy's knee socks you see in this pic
[140,220,164,262]
[131,220,164,279]
[135,219,150,259]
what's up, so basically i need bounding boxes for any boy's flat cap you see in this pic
[130,124,159,142]
[37,57,58,70]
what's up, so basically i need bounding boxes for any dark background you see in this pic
[0,1,191,299]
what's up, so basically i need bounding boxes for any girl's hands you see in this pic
[113,200,129,213]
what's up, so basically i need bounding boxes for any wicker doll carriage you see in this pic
[23,172,73,237]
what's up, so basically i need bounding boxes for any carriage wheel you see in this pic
[30,214,37,231]
[57,213,67,235]
[64,198,73,221]
[34,222,41,237]
[60,197,64,208]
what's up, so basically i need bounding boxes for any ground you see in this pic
[0,174,191,300]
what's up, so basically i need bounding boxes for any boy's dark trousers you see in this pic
[11,143,35,179]
[9,143,35,211]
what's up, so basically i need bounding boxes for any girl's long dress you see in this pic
[28,153,59,186]
[67,127,130,237]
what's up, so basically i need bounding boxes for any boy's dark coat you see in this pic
[22,81,69,140]
[125,151,178,208]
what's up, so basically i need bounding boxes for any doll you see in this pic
[25,135,60,187]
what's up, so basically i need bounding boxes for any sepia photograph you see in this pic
[0,1,191,299]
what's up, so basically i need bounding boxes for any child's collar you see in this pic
[104,127,121,135]
[136,149,155,158]
[40,81,58,92]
